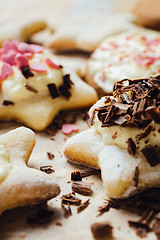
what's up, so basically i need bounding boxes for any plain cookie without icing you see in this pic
[0,127,60,214]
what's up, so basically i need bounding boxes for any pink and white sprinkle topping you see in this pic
[62,124,79,135]
[45,58,60,69]
[30,62,47,72]
[15,53,29,68]
[0,62,13,80]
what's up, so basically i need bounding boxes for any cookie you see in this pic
[0,127,60,214]
[64,76,160,199]
[133,0,160,30]
[86,29,160,96]
[0,40,98,131]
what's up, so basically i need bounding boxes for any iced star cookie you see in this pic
[0,127,60,214]
[86,29,160,95]
[0,40,97,131]
[64,76,160,199]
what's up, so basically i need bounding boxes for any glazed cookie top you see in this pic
[88,30,160,93]
[89,76,160,166]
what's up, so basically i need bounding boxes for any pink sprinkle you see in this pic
[62,124,79,135]
[0,62,13,80]
[15,53,29,68]
[45,58,61,69]
[18,42,33,54]
[24,52,33,59]
[108,63,112,68]
[30,44,43,53]
[12,40,20,51]
[2,50,16,66]
[109,42,119,49]
[30,62,47,72]
[2,40,14,54]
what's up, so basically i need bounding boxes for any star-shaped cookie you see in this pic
[0,40,97,131]
[64,76,160,199]
[0,127,60,214]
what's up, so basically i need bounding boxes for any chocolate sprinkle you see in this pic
[77,199,90,213]
[128,221,150,237]
[72,181,92,196]
[91,221,113,239]
[21,65,34,79]
[61,203,72,218]
[3,100,14,106]
[46,152,55,160]
[40,165,54,174]
[141,145,160,167]
[133,166,139,187]
[71,171,82,181]
[61,193,81,205]
[25,84,38,93]
[127,138,136,155]
[48,83,60,99]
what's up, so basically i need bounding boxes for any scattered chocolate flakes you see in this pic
[40,165,54,174]
[56,222,62,226]
[3,100,14,106]
[72,181,92,196]
[61,203,72,218]
[47,83,60,99]
[63,74,74,89]
[128,221,150,238]
[88,110,95,126]
[127,138,136,155]
[77,199,90,213]
[71,171,82,181]
[25,84,38,93]
[133,167,139,187]
[141,145,160,167]
[80,169,100,178]
[136,124,153,140]
[61,193,81,205]
[27,208,53,225]
[21,65,34,79]
[91,221,113,239]
[59,85,71,99]
[47,152,55,160]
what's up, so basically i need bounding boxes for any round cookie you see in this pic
[86,28,160,96]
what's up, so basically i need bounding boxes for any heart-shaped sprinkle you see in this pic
[2,50,16,66]
[30,62,47,72]
[0,62,13,80]
[15,53,29,68]
[18,42,33,54]
[2,40,14,54]
[45,58,60,69]
[62,124,79,135]
[30,44,43,53]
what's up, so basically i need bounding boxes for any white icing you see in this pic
[89,97,160,154]
[89,29,160,93]
[1,50,63,102]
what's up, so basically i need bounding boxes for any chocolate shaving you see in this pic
[46,152,55,160]
[77,199,90,213]
[3,100,14,106]
[72,181,92,196]
[91,221,113,239]
[88,110,95,126]
[63,74,73,89]
[136,124,153,140]
[133,167,139,187]
[59,85,71,99]
[127,138,136,155]
[71,171,82,181]
[61,203,72,218]
[141,145,160,167]
[21,65,34,79]
[79,169,100,178]
[40,165,54,174]
[25,84,38,93]
[61,193,81,205]
[112,131,118,140]
[47,83,60,99]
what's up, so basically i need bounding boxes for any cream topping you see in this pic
[89,97,160,154]
[1,50,63,102]
[89,29,160,93]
